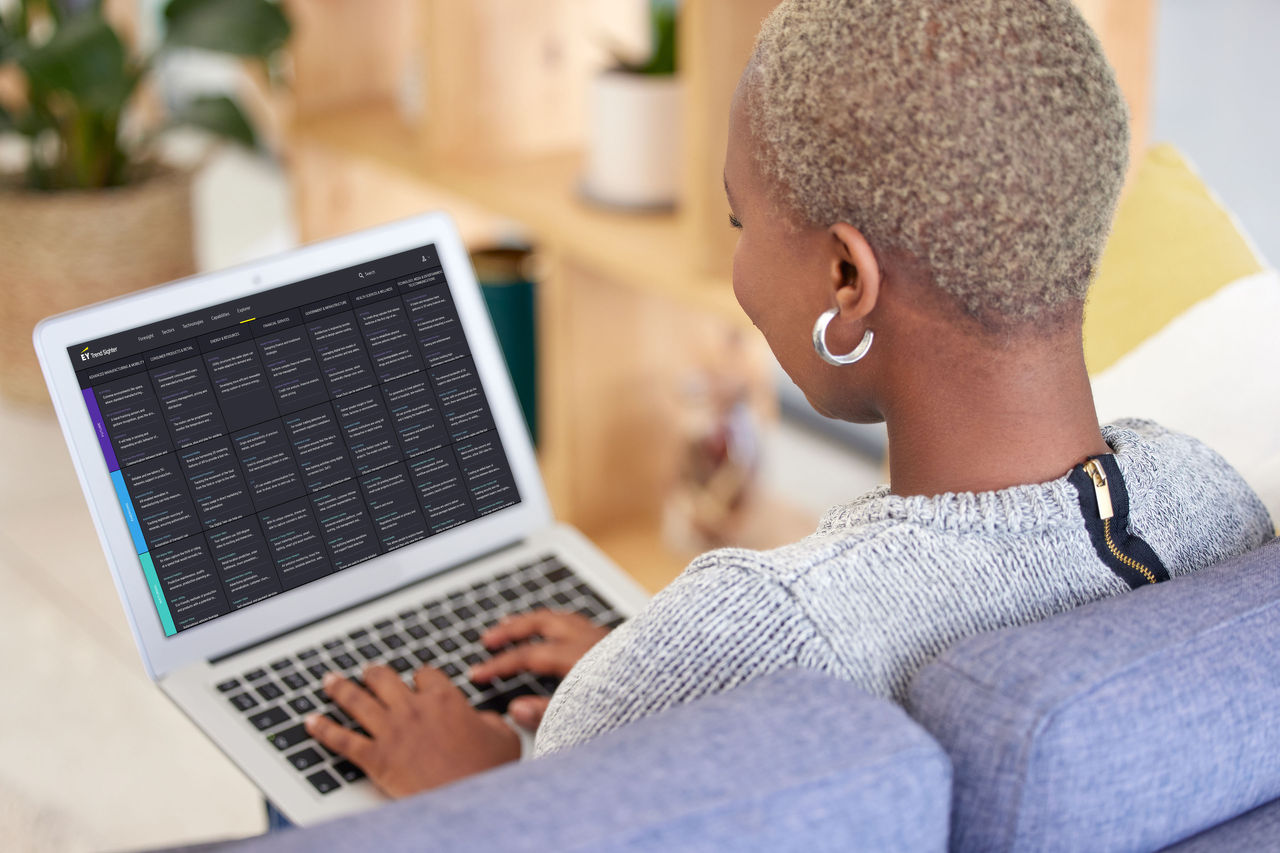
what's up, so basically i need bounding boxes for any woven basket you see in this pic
[0,167,196,406]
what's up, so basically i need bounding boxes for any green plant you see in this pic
[0,0,289,191]
[615,0,676,76]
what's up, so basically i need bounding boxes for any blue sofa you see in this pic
[180,538,1280,852]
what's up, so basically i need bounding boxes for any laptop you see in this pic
[33,212,650,825]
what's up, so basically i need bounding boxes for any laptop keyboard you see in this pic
[214,554,625,795]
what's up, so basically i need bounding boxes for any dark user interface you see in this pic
[68,245,521,636]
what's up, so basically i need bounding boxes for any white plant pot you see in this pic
[582,70,683,210]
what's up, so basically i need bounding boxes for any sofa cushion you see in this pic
[908,538,1280,853]
[1159,796,1280,852]
[203,669,951,853]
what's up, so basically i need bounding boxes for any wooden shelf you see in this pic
[291,102,748,328]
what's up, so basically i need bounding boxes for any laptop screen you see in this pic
[65,244,522,637]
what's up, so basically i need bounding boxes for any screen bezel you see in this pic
[35,212,552,680]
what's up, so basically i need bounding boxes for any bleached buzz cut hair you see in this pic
[745,0,1130,327]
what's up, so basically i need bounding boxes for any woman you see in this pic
[305,0,1273,795]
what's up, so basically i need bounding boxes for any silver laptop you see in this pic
[33,212,650,825]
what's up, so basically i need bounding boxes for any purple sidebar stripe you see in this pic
[82,388,119,472]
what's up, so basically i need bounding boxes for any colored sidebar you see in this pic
[138,553,177,637]
[110,470,148,554]
[82,388,119,471]
[88,387,177,637]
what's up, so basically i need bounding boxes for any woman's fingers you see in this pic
[508,696,551,732]
[468,642,570,682]
[362,663,412,711]
[305,712,377,766]
[480,609,560,649]
[323,671,386,734]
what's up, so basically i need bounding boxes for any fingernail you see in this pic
[304,713,319,731]
[323,671,339,688]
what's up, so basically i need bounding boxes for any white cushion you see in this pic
[1092,269,1280,526]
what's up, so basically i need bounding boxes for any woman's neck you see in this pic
[882,332,1110,498]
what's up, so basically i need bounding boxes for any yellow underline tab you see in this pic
[239,317,256,324]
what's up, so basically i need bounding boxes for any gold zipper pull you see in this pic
[1083,459,1114,520]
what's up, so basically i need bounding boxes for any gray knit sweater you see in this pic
[533,419,1273,756]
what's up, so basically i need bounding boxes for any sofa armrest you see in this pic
[180,669,950,853]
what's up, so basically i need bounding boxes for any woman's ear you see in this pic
[829,222,882,320]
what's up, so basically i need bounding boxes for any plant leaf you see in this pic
[163,0,290,58]
[17,12,133,116]
[167,94,256,147]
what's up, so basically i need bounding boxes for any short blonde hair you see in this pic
[746,0,1129,326]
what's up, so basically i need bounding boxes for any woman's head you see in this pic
[724,0,1129,421]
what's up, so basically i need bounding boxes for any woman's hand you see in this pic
[305,665,520,799]
[469,609,611,731]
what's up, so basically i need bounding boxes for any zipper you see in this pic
[1082,459,1114,520]
[1080,458,1160,586]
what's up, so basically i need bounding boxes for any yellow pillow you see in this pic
[1084,144,1265,374]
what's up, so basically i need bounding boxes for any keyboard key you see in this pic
[447,590,465,602]
[430,615,451,630]
[248,707,290,731]
[605,614,627,629]
[298,648,320,661]
[229,693,258,712]
[270,658,293,672]
[289,696,317,715]
[498,588,520,602]
[283,672,309,691]
[454,604,475,621]
[348,628,369,640]
[551,591,572,606]
[438,637,458,653]
[326,709,354,728]
[373,619,393,631]
[460,627,480,643]
[308,662,331,681]
[573,582,594,597]
[216,678,241,693]
[475,681,541,714]
[382,634,406,649]
[406,623,428,640]
[306,769,340,794]
[547,565,572,583]
[287,747,325,772]
[388,656,413,673]
[332,653,358,670]
[398,609,418,621]
[412,647,435,664]
[356,643,381,661]
[269,723,310,751]
[441,661,461,679]
[313,689,331,706]
[244,668,268,682]
[476,596,498,611]
[256,682,284,701]
[333,759,365,783]
[522,579,543,595]
[535,676,559,695]
[462,651,483,666]
[322,638,344,651]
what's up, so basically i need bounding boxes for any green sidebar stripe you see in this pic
[139,553,177,636]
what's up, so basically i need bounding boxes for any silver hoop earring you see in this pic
[812,308,874,366]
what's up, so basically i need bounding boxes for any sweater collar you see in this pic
[816,422,1156,536]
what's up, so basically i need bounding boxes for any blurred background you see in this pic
[0,0,1275,849]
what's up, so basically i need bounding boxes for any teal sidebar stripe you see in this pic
[138,553,176,636]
